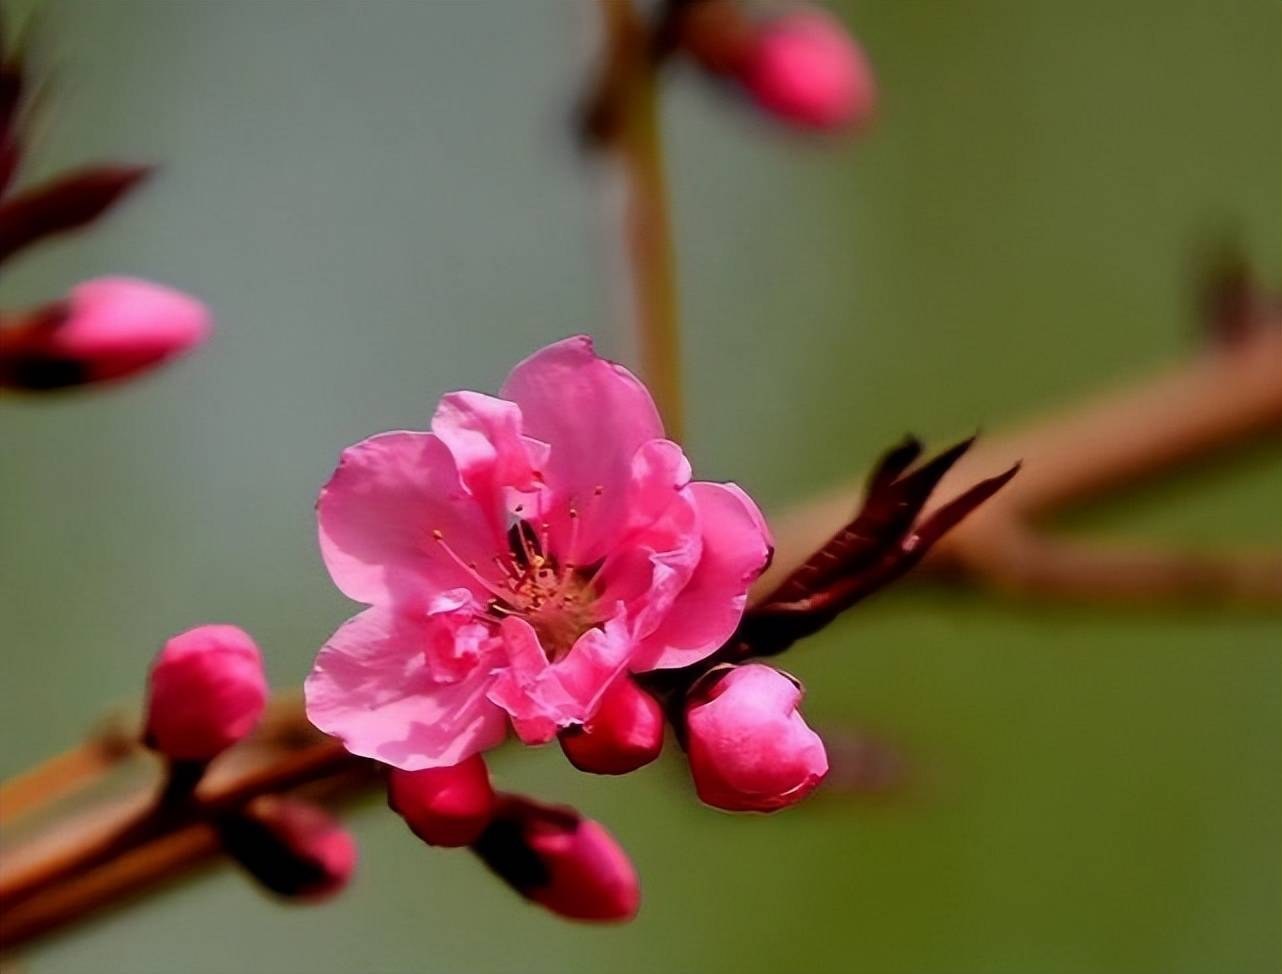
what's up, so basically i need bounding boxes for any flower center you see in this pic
[431,492,606,662]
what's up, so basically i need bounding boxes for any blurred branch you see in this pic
[763,322,1282,607]
[0,717,137,827]
[586,0,684,440]
[0,739,369,950]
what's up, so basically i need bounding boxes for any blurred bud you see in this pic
[220,796,357,901]
[387,754,497,847]
[559,676,664,776]
[685,664,828,812]
[0,276,210,391]
[472,795,639,922]
[145,624,267,762]
[741,10,876,132]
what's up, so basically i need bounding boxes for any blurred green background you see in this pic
[1,1,1278,972]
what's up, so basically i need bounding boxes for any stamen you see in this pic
[432,528,512,604]
[516,520,539,567]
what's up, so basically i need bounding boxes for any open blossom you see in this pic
[0,276,210,390]
[305,336,772,770]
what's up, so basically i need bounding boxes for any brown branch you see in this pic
[0,719,137,827]
[0,740,368,951]
[760,324,1282,606]
[588,0,684,440]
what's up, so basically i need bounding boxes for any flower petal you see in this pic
[500,336,664,565]
[305,605,508,770]
[487,618,578,744]
[633,481,773,670]
[486,614,634,743]
[317,431,505,609]
[431,391,545,539]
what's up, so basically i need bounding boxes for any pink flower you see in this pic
[145,624,268,762]
[0,276,210,390]
[387,754,497,847]
[221,796,357,901]
[742,10,876,131]
[473,795,639,922]
[305,336,772,771]
[685,664,828,812]
[559,675,664,775]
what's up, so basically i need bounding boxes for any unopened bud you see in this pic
[387,754,497,847]
[685,664,828,812]
[145,624,267,761]
[0,276,209,390]
[741,10,876,132]
[220,796,356,901]
[559,676,664,775]
[472,795,639,922]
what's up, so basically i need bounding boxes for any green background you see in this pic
[1,1,1278,972]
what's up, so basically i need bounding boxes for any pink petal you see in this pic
[305,605,508,770]
[595,486,702,643]
[422,589,491,684]
[500,336,664,565]
[317,431,506,610]
[486,618,578,744]
[486,615,635,743]
[633,481,773,670]
[431,391,544,539]
[552,613,635,715]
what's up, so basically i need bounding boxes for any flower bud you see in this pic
[741,11,876,132]
[220,796,357,901]
[0,276,209,390]
[685,664,828,812]
[559,676,664,776]
[387,754,497,847]
[145,624,268,761]
[472,795,639,922]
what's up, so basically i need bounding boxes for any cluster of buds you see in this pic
[0,28,209,391]
[665,0,876,133]
[381,663,826,921]
[144,625,357,901]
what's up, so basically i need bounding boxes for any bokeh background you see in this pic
[1,1,1278,972]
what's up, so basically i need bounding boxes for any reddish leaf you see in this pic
[0,163,151,265]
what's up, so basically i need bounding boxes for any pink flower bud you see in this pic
[220,796,357,901]
[387,754,497,847]
[473,795,639,922]
[0,276,209,390]
[144,624,268,761]
[741,11,876,131]
[685,664,828,812]
[559,676,664,775]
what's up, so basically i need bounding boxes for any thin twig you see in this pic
[0,741,367,950]
[761,324,1282,605]
[593,0,684,440]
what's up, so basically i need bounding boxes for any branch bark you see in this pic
[762,324,1282,606]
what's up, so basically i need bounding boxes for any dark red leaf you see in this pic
[735,441,1018,657]
[760,435,974,607]
[0,163,151,265]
